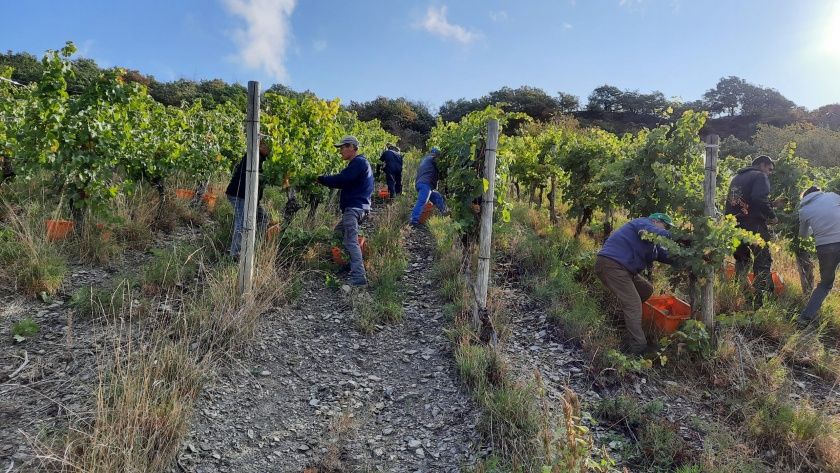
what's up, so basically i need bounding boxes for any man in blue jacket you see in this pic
[377,144,403,198]
[410,147,448,226]
[797,186,840,328]
[594,213,675,355]
[316,136,375,286]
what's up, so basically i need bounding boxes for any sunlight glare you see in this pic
[820,2,840,60]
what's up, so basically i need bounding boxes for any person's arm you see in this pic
[798,213,811,239]
[751,175,776,221]
[655,245,673,265]
[319,159,364,189]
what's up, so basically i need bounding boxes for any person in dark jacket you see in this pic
[410,147,448,226]
[225,139,269,259]
[316,135,375,286]
[724,155,778,307]
[595,213,675,355]
[377,144,403,198]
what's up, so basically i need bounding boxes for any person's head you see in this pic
[334,136,359,160]
[259,137,269,157]
[802,185,821,199]
[387,143,399,152]
[648,212,674,230]
[429,147,441,158]
[752,155,775,176]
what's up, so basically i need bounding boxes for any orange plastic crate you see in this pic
[724,262,785,295]
[418,202,435,224]
[642,294,691,335]
[46,219,75,241]
[201,193,217,210]
[331,236,368,265]
[174,188,195,199]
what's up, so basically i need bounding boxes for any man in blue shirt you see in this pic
[594,213,675,355]
[316,136,375,286]
[377,144,403,198]
[410,147,448,226]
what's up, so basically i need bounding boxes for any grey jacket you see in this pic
[799,191,840,247]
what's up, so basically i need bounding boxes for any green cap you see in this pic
[648,212,674,227]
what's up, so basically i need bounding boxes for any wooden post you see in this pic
[701,134,719,330]
[474,119,499,329]
[237,81,260,297]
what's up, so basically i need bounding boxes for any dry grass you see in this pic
[42,319,205,472]
[0,200,68,295]
[178,239,291,357]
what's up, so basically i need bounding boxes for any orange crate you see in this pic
[175,188,195,199]
[201,193,217,210]
[725,262,785,295]
[331,236,369,265]
[46,219,75,241]
[418,202,435,224]
[642,294,691,335]
[266,223,281,240]
[747,271,785,296]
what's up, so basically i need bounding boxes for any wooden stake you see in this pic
[237,81,260,298]
[701,134,719,330]
[474,119,499,329]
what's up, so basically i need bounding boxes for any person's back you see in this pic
[380,149,403,174]
[799,191,840,246]
[725,166,775,231]
[599,217,671,274]
[415,154,438,188]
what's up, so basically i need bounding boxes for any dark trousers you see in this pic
[386,171,402,197]
[800,242,840,322]
[594,256,654,353]
[734,224,773,305]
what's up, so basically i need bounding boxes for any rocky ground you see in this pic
[173,224,483,473]
[0,226,203,472]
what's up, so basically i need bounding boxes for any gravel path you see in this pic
[175,224,482,472]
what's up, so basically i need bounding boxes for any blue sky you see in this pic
[3,0,839,110]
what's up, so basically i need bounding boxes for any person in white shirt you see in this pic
[797,186,840,327]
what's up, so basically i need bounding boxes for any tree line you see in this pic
[4,48,839,166]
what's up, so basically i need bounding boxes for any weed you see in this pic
[11,318,39,342]
[139,244,201,293]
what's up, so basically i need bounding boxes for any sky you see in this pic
[3,0,840,111]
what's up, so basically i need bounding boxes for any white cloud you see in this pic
[223,0,297,82]
[489,10,508,22]
[562,22,573,30]
[418,6,480,44]
[313,40,327,52]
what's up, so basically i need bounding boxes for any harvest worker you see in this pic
[410,147,448,227]
[724,155,779,308]
[594,213,675,355]
[226,138,270,260]
[796,186,840,328]
[316,135,375,286]
[377,143,403,198]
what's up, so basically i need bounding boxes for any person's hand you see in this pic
[772,197,787,209]
[768,217,779,225]
[315,176,321,184]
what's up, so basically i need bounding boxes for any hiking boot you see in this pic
[349,278,368,287]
